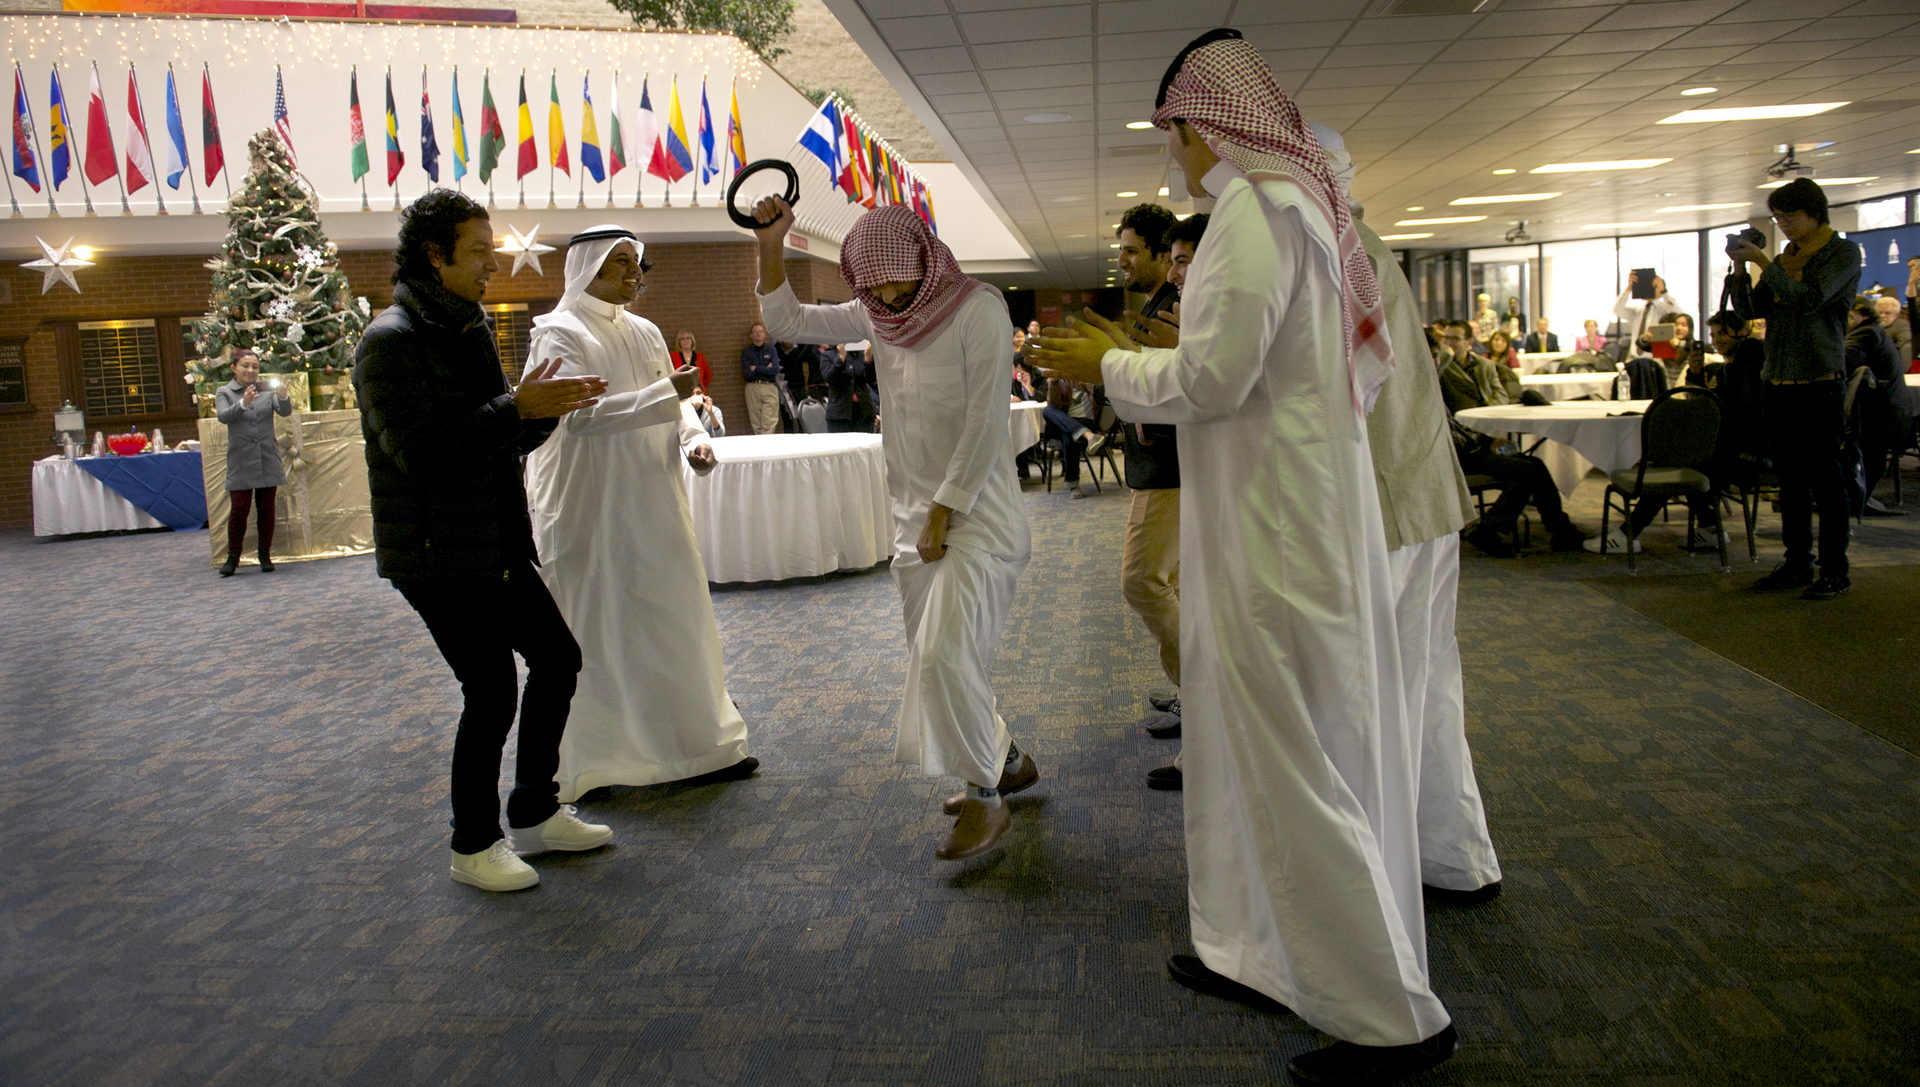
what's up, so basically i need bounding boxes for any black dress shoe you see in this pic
[1149,692,1178,713]
[1287,1023,1457,1087]
[1167,955,1290,1012]
[1802,575,1851,600]
[1146,765,1183,791]
[683,757,759,785]
[1424,880,1501,905]
[1464,524,1515,559]
[257,550,275,573]
[1752,563,1814,591]
[1144,710,1182,739]
[218,552,239,577]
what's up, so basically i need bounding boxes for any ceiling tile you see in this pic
[1668,19,1808,46]
[1322,42,1448,68]
[896,45,980,74]
[1551,27,1691,53]
[916,71,986,96]
[932,92,995,113]
[875,14,964,51]
[957,5,1092,44]
[1304,64,1412,90]
[1514,51,1631,76]
[983,64,1094,92]
[1334,13,1480,44]
[992,87,1097,110]
[1583,0,1743,30]
[1436,34,1573,62]
[1716,0,1852,18]
[1096,0,1236,34]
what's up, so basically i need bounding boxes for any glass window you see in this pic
[1855,195,1906,230]
[1538,238,1618,348]
[77,319,165,418]
[1617,232,1701,328]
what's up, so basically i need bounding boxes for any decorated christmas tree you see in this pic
[189,130,369,390]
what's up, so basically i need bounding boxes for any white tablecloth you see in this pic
[1520,372,1615,401]
[32,456,167,535]
[1455,400,1653,496]
[1010,400,1044,452]
[683,433,891,583]
[1516,351,1571,376]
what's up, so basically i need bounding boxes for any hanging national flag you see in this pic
[923,186,939,235]
[638,75,665,182]
[162,66,189,190]
[273,67,295,165]
[83,64,117,187]
[843,112,871,207]
[346,68,369,182]
[579,73,603,183]
[835,110,861,202]
[11,66,40,192]
[48,68,70,189]
[725,79,745,180]
[606,76,626,177]
[798,95,841,179]
[200,66,224,187]
[123,66,154,194]
[451,69,467,182]
[383,69,403,185]
[696,76,716,184]
[514,72,536,180]
[420,67,439,182]
[661,75,692,181]
[477,70,504,184]
[546,72,569,176]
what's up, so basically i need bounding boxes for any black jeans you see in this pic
[1042,407,1098,483]
[395,558,581,854]
[1457,447,1573,534]
[1764,381,1848,578]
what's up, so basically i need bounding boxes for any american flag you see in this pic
[273,66,296,165]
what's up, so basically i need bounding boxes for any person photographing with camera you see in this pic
[213,348,292,577]
[1725,177,1860,600]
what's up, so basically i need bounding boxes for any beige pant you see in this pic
[1121,487,1180,686]
[744,382,781,435]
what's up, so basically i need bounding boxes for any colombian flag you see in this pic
[661,75,692,182]
[383,69,403,185]
[547,71,568,176]
[515,72,536,180]
[579,73,602,183]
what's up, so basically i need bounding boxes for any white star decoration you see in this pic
[498,224,554,277]
[22,237,95,295]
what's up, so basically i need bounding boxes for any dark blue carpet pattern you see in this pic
[3,476,1917,1086]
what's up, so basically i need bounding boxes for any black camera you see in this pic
[1725,226,1766,257]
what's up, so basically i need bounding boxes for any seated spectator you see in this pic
[1486,328,1519,369]
[1043,377,1106,499]
[689,388,726,437]
[1645,313,1696,387]
[672,331,712,389]
[1875,293,1912,364]
[1846,296,1906,514]
[1575,319,1607,353]
[821,340,877,434]
[1434,321,1587,556]
[1703,311,1768,489]
[1523,318,1560,354]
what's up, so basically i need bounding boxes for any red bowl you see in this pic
[107,437,149,456]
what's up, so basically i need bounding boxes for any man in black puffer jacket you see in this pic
[354,189,611,893]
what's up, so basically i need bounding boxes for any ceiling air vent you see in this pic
[1380,0,1489,14]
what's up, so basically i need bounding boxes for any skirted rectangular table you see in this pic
[32,450,207,536]
[682,433,892,584]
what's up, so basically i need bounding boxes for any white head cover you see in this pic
[1306,120,1360,218]
[534,224,644,325]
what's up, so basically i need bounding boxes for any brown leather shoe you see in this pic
[935,798,1011,860]
[942,752,1039,814]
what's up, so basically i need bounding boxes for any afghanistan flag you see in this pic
[346,68,369,183]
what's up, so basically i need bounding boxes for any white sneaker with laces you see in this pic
[506,804,613,854]
[1582,528,1641,554]
[1069,484,1087,499]
[450,839,540,891]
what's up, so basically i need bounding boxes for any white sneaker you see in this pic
[1582,528,1641,554]
[450,839,539,891]
[1083,431,1108,456]
[1069,484,1088,499]
[505,804,613,854]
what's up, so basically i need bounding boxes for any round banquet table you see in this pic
[1519,372,1615,401]
[1454,399,1653,496]
[683,433,892,583]
[1010,400,1044,453]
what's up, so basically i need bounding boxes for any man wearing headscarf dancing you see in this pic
[523,226,758,803]
[1033,31,1456,1085]
[752,200,1037,861]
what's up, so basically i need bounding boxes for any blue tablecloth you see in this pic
[74,451,207,531]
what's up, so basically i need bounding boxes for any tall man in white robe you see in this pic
[752,201,1036,862]
[523,226,757,800]
[1035,31,1455,1086]
[1308,123,1504,901]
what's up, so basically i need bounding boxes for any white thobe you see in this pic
[1359,222,1503,892]
[523,295,749,798]
[1099,162,1449,1047]
[758,283,1030,787]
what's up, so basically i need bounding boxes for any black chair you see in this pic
[1463,474,1530,546]
[1621,356,1669,401]
[1722,470,1779,564]
[1599,386,1727,572]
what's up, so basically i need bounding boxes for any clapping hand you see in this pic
[514,357,608,419]
[686,442,717,471]
[669,364,701,400]
[1126,303,1181,349]
[1031,308,1126,385]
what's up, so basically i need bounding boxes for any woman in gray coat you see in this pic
[214,349,292,576]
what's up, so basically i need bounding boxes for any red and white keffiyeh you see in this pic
[840,205,1001,350]
[1152,35,1394,411]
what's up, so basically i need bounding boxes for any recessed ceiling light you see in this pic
[1396,216,1487,225]
[1758,176,1877,188]
[1907,148,1920,154]
[1050,195,1081,203]
[1109,243,1122,248]
[1116,191,1139,197]
[1581,222,1661,229]
[1066,233,1087,238]
[1125,121,1155,130]
[1407,206,1424,211]
[1379,233,1435,240]
[1449,193,1561,205]
[1024,112,1075,124]
[1658,102,1848,124]
[1157,187,1169,196]
[1491,169,1517,175]
[1680,87,1718,96]
[1531,159,1673,172]
[1657,202,1752,212]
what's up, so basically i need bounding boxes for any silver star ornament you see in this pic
[499,224,554,276]
[23,237,96,294]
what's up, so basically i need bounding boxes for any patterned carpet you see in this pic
[3,469,1918,1086]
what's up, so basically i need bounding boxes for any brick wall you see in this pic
[1,238,848,530]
